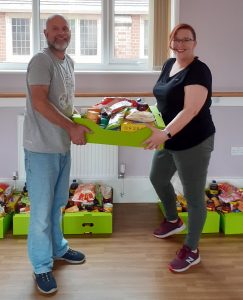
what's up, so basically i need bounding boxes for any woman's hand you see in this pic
[143,124,168,150]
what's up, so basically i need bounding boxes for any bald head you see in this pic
[44,14,71,58]
[46,14,69,29]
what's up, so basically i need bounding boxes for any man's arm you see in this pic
[31,85,90,145]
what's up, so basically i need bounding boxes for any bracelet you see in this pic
[164,128,172,139]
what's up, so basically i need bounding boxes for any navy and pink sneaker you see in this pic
[169,245,200,273]
[153,217,186,238]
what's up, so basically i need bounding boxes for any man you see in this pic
[23,14,90,294]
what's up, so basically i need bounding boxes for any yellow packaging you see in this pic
[121,121,155,132]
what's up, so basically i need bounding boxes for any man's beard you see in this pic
[48,40,69,51]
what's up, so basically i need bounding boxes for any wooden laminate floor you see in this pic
[1,203,243,300]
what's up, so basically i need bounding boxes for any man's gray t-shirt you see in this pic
[23,48,75,153]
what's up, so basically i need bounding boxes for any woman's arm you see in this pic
[143,84,208,150]
[166,84,208,135]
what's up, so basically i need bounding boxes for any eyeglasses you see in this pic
[172,38,194,44]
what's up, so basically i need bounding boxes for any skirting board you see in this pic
[1,176,243,203]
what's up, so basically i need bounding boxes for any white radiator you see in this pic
[17,115,118,180]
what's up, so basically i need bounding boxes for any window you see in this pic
[67,19,76,55]
[113,0,149,63]
[143,19,149,56]
[114,15,133,59]
[12,18,30,55]
[0,0,172,71]
[40,19,47,51]
[80,19,97,56]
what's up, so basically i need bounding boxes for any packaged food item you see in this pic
[97,97,123,107]
[69,179,78,196]
[209,180,219,196]
[87,107,101,113]
[94,97,137,110]
[99,110,110,128]
[104,203,113,213]
[238,200,243,212]
[106,108,127,130]
[0,183,11,196]
[218,182,243,203]
[136,98,149,111]
[72,183,96,204]
[121,121,154,132]
[86,110,100,123]
[125,110,155,123]
[100,184,113,203]
[106,100,132,115]
[65,205,79,213]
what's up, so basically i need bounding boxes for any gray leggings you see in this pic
[150,135,214,249]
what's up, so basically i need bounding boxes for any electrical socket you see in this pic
[118,163,126,179]
[119,163,126,174]
[231,147,243,156]
[12,171,18,180]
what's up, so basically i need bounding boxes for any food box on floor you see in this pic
[158,202,220,234]
[12,213,64,235]
[0,213,13,238]
[12,213,30,235]
[63,212,112,235]
[220,212,243,234]
[72,105,165,147]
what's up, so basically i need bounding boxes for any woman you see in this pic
[144,24,215,272]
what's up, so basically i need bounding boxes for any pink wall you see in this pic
[0,107,25,178]
[179,0,243,91]
[1,105,243,179]
[208,107,243,177]
[1,0,243,179]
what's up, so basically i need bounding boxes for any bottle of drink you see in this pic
[136,98,149,111]
[209,180,219,196]
[69,179,78,196]
[99,110,109,128]
[23,182,28,196]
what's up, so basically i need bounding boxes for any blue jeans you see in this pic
[24,149,70,274]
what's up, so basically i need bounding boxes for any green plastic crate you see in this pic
[220,212,243,234]
[0,213,13,238]
[13,213,30,235]
[13,213,63,235]
[158,202,220,234]
[63,212,112,234]
[72,105,165,148]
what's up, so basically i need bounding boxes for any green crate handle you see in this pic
[82,222,94,227]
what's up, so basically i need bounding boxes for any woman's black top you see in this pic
[153,57,215,150]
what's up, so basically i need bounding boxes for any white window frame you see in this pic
[107,0,148,69]
[0,0,177,72]
[75,15,101,64]
[140,16,149,58]
[5,13,33,63]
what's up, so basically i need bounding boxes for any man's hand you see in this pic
[69,123,92,145]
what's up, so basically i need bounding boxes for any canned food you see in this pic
[103,203,113,213]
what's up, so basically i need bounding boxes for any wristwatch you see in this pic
[164,128,172,139]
